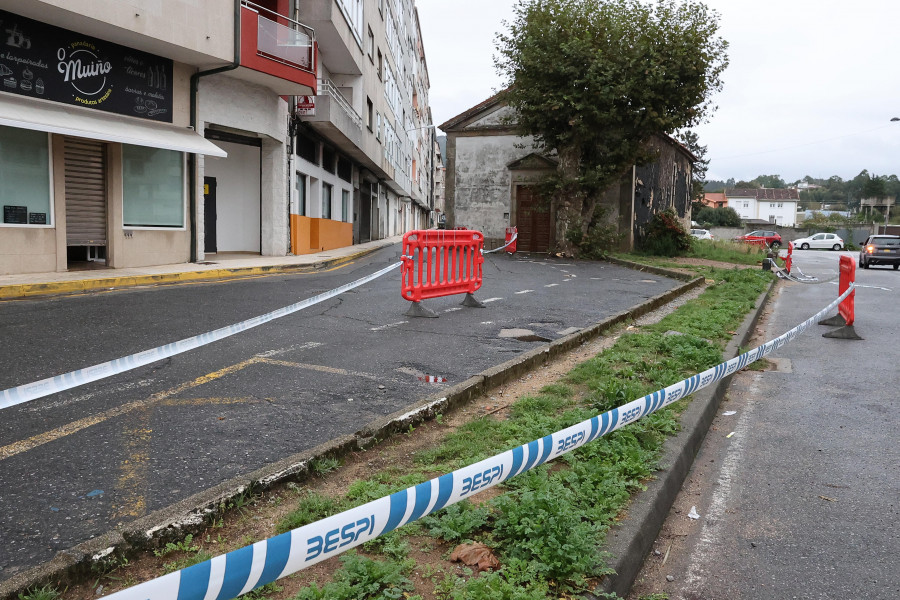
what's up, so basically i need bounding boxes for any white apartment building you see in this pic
[727,188,800,227]
[292,0,433,252]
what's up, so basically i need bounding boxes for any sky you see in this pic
[416,0,900,184]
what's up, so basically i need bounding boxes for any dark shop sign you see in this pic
[0,9,173,122]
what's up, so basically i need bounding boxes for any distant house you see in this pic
[727,188,799,227]
[701,192,727,208]
[438,92,695,252]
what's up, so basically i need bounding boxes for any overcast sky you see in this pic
[416,0,900,184]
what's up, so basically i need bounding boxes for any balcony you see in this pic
[303,78,363,148]
[236,1,317,95]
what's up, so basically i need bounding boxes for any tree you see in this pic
[495,0,729,255]
[752,174,786,188]
[676,130,708,202]
[695,206,741,227]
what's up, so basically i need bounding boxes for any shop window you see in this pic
[0,126,51,226]
[338,156,352,182]
[123,145,184,227]
[342,189,349,222]
[295,172,307,216]
[296,131,318,164]
[322,183,333,219]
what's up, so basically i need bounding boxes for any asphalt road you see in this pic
[0,245,681,582]
[628,249,900,600]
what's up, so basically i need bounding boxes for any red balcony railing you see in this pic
[239,1,317,94]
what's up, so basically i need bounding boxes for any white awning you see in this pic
[0,94,227,157]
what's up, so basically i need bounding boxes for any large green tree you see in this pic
[495,0,728,255]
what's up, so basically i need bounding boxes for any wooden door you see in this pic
[515,185,551,252]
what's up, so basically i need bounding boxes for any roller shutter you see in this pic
[64,137,107,246]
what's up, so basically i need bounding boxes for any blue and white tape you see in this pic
[0,263,401,411]
[101,284,856,600]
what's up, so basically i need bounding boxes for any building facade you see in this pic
[290,0,433,254]
[727,188,799,226]
[0,0,434,275]
[439,93,694,252]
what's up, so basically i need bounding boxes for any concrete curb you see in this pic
[0,259,703,599]
[593,276,778,597]
[0,246,382,300]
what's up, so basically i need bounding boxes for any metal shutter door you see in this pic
[64,137,107,246]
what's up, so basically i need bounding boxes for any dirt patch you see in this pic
[58,286,709,600]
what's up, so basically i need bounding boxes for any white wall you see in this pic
[204,140,260,252]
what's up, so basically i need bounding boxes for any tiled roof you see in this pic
[702,192,727,205]
[729,188,800,200]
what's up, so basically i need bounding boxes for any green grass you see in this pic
[275,266,771,599]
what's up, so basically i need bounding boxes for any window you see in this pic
[342,189,349,222]
[367,27,374,61]
[770,203,775,208]
[366,97,374,131]
[0,126,51,226]
[377,49,383,80]
[123,145,184,227]
[338,156,352,182]
[322,183,332,219]
[295,173,306,216]
[777,202,783,208]
[322,146,336,174]
[297,131,318,164]
[376,112,382,141]
[743,201,749,208]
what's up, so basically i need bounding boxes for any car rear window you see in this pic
[872,237,900,246]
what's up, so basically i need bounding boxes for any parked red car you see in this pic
[734,230,782,249]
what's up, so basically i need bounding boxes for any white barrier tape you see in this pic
[0,262,402,410]
[101,283,856,600]
[483,233,518,254]
[770,260,838,284]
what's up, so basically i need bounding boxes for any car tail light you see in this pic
[866,245,875,254]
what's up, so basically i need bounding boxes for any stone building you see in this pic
[439,92,695,251]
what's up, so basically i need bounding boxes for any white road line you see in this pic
[515,290,534,294]
[545,283,559,288]
[444,307,462,312]
[683,379,759,591]
[255,342,323,358]
[370,321,408,331]
[483,297,503,303]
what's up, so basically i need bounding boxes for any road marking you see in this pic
[515,290,534,294]
[259,358,383,381]
[444,307,462,312]
[370,321,408,331]
[483,297,502,303]
[112,408,152,519]
[25,379,155,413]
[0,359,260,461]
[255,342,322,358]
[545,283,559,288]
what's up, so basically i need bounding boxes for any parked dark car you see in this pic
[735,230,782,249]
[859,235,900,269]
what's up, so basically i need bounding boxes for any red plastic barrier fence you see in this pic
[505,226,518,254]
[401,230,485,302]
[838,254,855,326]
[784,241,793,274]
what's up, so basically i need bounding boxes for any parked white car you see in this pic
[690,228,714,240]
[791,233,844,250]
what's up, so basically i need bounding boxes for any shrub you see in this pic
[639,209,693,256]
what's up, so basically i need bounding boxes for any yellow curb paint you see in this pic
[0,254,365,300]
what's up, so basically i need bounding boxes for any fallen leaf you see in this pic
[818,495,837,502]
[450,542,500,572]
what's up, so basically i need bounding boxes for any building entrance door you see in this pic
[204,176,217,253]
[515,185,551,252]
